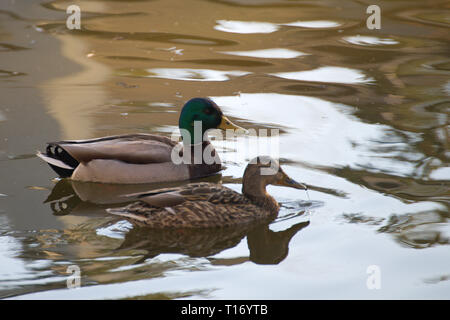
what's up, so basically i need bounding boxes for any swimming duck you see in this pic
[37,98,244,184]
[107,156,307,228]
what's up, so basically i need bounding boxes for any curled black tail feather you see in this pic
[41,144,79,178]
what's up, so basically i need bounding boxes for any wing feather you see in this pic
[57,134,178,164]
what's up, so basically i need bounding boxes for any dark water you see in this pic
[0,0,449,299]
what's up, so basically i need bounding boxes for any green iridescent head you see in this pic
[178,98,244,144]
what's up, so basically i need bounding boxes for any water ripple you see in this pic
[342,35,399,46]
[282,20,341,28]
[220,48,308,59]
[214,20,279,34]
[119,68,251,81]
[271,66,374,84]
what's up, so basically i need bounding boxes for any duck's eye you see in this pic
[204,108,213,115]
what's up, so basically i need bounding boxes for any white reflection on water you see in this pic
[443,81,450,95]
[343,35,399,46]
[96,220,134,240]
[429,167,450,180]
[0,227,28,285]
[271,66,374,84]
[214,20,279,34]
[214,20,341,34]
[282,20,341,28]
[212,93,379,168]
[220,48,308,59]
[211,93,417,176]
[145,68,250,81]
[0,216,64,290]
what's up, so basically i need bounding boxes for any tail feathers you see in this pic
[36,151,76,178]
[37,152,73,170]
[106,207,148,223]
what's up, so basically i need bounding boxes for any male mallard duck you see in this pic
[107,156,307,228]
[37,98,244,184]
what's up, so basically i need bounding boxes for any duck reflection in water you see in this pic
[117,219,310,265]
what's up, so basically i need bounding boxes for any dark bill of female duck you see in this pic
[273,171,307,190]
[36,97,246,184]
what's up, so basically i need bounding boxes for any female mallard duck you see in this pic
[37,98,244,184]
[107,156,307,228]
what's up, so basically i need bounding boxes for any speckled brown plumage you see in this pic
[107,157,307,229]
[108,182,278,228]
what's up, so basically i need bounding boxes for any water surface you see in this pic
[0,0,449,299]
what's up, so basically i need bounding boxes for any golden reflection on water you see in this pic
[41,34,110,139]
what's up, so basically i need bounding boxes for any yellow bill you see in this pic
[217,116,247,133]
